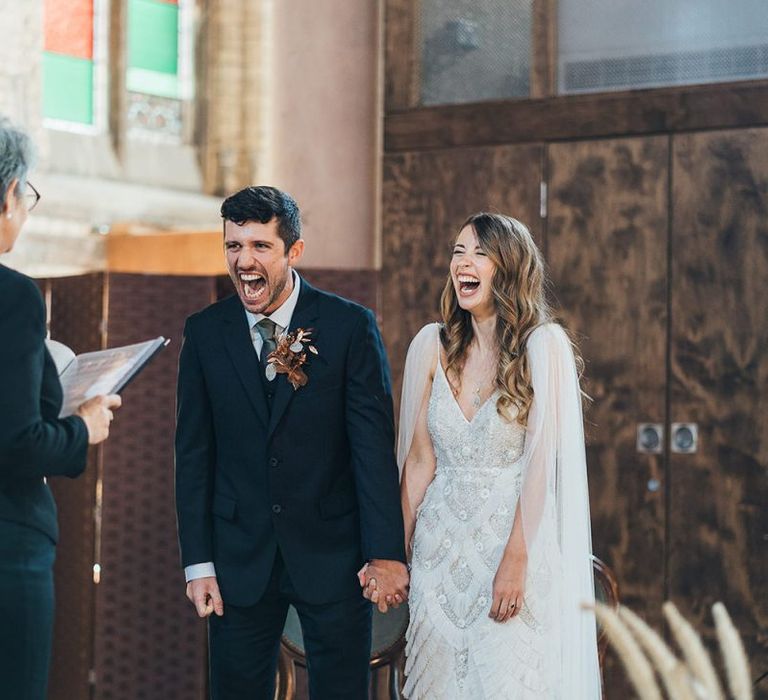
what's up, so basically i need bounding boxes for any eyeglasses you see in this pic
[25,181,41,212]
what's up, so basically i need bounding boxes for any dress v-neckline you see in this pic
[435,359,497,426]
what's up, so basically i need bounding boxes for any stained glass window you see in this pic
[126,0,193,139]
[43,0,96,125]
[127,0,181,98]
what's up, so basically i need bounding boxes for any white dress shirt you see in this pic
[184,270,302,583]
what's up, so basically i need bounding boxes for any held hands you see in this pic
[76,394,122,445]
[489,551,527,623]
[186,576,224,618]
[358,559,410,613]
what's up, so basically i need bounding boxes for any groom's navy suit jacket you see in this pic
[175,277,405,606]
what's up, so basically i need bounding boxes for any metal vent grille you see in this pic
[417,0,532,106]
[562,43,768,93]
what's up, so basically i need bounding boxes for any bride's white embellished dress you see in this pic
[404,359,560,699]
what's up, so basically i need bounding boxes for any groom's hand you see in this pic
[186,576,224,618]
[361,559,409,613]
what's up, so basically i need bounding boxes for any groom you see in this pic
[175,186,408,699]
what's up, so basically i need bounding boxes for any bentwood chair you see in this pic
[591,554,620,682]
[275,602,409,700]
[275,557,618,700]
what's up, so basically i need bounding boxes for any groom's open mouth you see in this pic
[457,274,480,297]
[239,272,268,301]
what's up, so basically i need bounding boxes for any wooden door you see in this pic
[381,143,544,397]
[670,129,768,690]
[547,136,670,693]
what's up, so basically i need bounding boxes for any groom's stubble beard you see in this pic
[261,262,292,314]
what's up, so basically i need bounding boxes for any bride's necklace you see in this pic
[452,351,496,409]
[471,383,488,409]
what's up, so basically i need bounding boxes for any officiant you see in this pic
[0,116,122,700]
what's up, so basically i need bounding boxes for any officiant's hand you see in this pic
[186,576,224,618]
[76,394,122,445]
[360,559,409,613]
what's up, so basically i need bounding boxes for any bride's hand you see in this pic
[357,562,369,587]
[489,552,526,623]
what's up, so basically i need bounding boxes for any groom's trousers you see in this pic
[208,549,372,700]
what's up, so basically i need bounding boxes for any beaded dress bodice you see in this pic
[404,361,555,699]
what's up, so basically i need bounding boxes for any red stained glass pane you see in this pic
[44,0,94,60]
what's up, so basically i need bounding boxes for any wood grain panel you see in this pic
[381,143,544,406]
[670,129,768,691]
[385,79,768,151]
[547,136,670,694]
[297,268,380,315]
[106,230,226,276]
[384,0,420,111]
[531,0,557,99]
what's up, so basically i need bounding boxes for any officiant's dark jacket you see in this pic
[0,265,88,541]
[175,277,405,606]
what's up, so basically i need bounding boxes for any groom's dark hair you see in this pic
[221,185,302,253]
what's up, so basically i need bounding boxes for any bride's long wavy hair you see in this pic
[440,212,577,426]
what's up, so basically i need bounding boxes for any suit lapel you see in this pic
[267,277,320,438]
[220,297,271,430]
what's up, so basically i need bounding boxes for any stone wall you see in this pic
[0,0,380,276]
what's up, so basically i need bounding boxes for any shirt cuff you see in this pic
[184,562,217,582]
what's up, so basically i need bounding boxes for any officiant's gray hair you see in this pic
[0,117,34,203]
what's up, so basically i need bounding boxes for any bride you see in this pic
[396,213,601,698]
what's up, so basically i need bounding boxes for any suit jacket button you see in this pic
[272,504,282,514]
[269,457,279,467]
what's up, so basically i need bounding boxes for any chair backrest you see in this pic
[279,558,619,696]
[282,602,409,666]
[591,554,620,668]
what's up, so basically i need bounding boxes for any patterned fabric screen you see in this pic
[43,0,95,125]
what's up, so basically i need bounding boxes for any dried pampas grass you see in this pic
[591,604,662,700]
[618,606,695,700]
[712,603,752,700]
[589,601,753,700]
[663,602,724,700]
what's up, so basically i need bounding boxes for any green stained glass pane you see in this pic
[128,0,178,75]
[42,52,93,124]
[126,67,180,98]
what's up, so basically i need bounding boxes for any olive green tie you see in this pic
[254,318,279,381]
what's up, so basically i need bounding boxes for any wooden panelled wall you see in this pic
[382,5,768,693]
[382,127,768,698]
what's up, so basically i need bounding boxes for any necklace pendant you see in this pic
[472,393,482,409]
